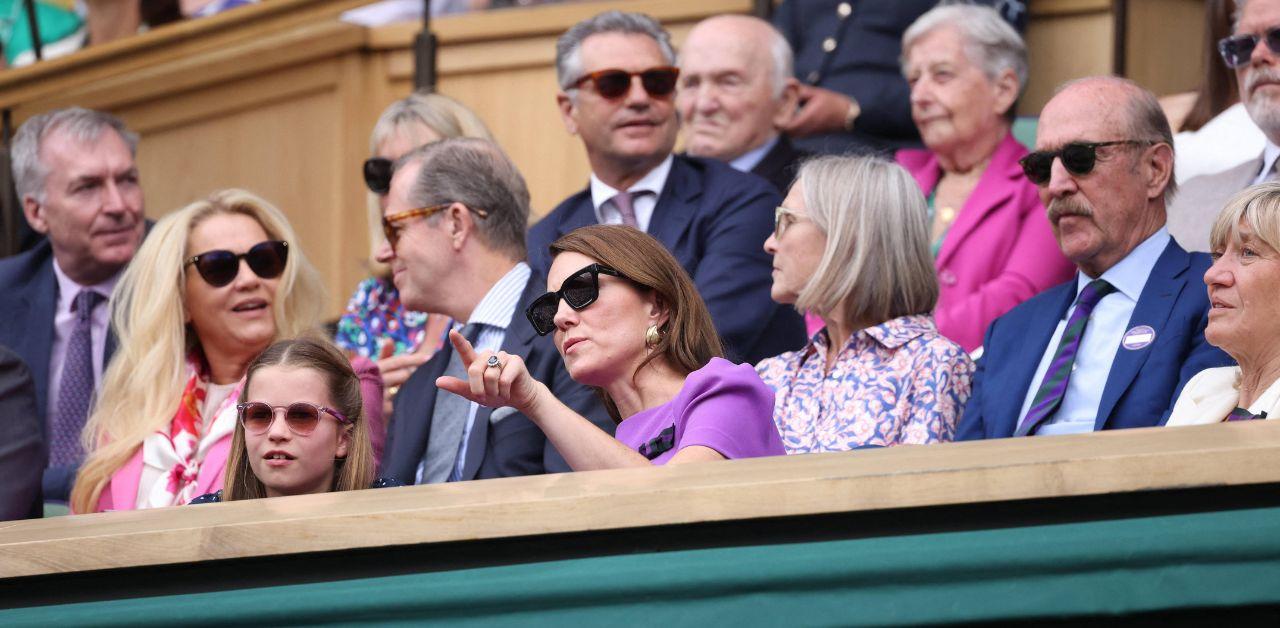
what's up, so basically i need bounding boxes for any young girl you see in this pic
[191,338,394,503]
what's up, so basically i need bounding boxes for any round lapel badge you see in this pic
[1121,325,1155,350]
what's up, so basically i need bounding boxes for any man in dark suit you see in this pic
[0,108,145,503]
[677,14,807,195]
[377,138,610,484]
[957,77,1234,441]
[0,345,43,520]
[531,10,806,365]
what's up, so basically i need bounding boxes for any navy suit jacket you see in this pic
[957,240,1234,440]
[751,136,809,196]
[0,344,43,520]
[379,272,612,484]
[527,155,806,365]
[0,239,121,501]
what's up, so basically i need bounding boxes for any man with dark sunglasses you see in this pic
[1171,0,1280,252]
[374,138,610,486]
[530,10,806,365]
[0,108,147,510]
[957,77,1232,442]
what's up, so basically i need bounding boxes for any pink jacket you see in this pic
[94,357,385,512]
[896,134,1075,352]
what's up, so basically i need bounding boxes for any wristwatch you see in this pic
[843,98,861,131]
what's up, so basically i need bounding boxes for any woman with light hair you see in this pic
[70,190,382,513]
[336,92,495,413]
[896,3,1073,352]
[1167,182,1280,425]
[757,156,974,453]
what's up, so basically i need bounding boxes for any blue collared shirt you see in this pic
[415,262,532,483]
[1016,227,1171,435]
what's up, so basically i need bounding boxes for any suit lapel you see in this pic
[1094,241,1188,429]
[458,275,540,481]
[558,190,599,238]
[992,283,1077,428]
[25,259,58,422]
[935,136,1022,268]
[647,156,699,249]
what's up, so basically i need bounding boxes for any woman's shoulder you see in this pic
[682,358,773,401]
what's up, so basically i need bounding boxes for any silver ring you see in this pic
[486,355,503,370]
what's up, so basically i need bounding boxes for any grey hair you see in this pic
[398,138,529,260]
[766,20,795,98]
[367,92,493,154]
[556,11,676,92]
[901,3,1029,105]
[11,107,138,203]
[1054,76,1179,204]
[793,155,938,329]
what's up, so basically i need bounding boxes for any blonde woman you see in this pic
[70,189,366,513]
[336,93,495,413]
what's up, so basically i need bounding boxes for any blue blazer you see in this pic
[957,240,1234,440]
[0,344,43,520]
[0,239,121,501]
[379,272,613,484]
[527,155,806,365]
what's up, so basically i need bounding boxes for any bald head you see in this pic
[676,15,798,162]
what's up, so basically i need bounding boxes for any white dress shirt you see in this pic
[588,154,674,232]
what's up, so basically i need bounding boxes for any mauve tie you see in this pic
[50,290,105,467]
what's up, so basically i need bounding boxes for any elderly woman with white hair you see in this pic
[757,155,974,453]
[1166,182,1280,425]
[896,3,1073,352]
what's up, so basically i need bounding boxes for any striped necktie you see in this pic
[1016,279,1117,437]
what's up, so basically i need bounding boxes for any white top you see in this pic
[1173,103,1268,184]
[1166,367,1280,425]
[588,154,675,232]
[1015,228,1171,436]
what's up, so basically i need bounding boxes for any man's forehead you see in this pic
[1036,86,1126,149]
[41,128,134,175]
[1238,0,1280,33]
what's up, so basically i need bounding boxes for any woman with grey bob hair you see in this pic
[895,2,1074,353]
[1167,181,1280,425]
[756,155,974,453]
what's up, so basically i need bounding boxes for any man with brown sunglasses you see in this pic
[956,77,1231,442]
[529,10,806,366]
[375,138,610,486]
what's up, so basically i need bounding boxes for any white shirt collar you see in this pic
[589,154,675,217]
[728,135,779,173]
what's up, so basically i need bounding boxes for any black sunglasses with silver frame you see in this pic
[1218,27,1280,69]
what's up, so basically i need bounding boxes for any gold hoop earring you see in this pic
[645,324,662,349]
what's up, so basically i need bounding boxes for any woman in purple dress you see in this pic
[439,225,785,468]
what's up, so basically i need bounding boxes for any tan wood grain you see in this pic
[1,421,1278,579]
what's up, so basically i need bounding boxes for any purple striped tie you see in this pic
[1015,279,1116,437]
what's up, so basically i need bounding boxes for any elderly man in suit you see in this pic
[528,10,806,365]
[957,77,1233,441]
[676,14,806,194]
[0,107,145,504]
[1170,0,1280,251]
[377,138,610,485]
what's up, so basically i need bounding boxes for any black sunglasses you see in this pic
[1018,140,1154,185]
[363,157,393,195]
[237,401,350,436]
[570,66,680,100]
[1219,27,1280,68]
[525,264,622,336]
[185,240,288,288]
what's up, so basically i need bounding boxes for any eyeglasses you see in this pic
[363,157,393,195]
[185,240,288,288]
[773,206,807,240]
[237,401,351,436]
[1218,27,1280,68]
[525,263,622,336]
[570,66,680,100]
[381,203,490,249]
[1018,140,1156,185]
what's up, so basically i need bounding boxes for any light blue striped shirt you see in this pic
[1016,228,1170,435]
[415,262,532,483]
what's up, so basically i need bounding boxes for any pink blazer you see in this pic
[93,357,385,512]
[897,134,1075,352]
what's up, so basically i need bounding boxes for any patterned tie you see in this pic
[1015,279,1117,437]
[1226,407,1268,421]
[610,191,640,228]
[50,290,105,467]
[420,323,481,484]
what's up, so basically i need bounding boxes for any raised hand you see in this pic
[435,329,544,412]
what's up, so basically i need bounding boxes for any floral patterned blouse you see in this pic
[756,314,974,453]
[334,277,429,359]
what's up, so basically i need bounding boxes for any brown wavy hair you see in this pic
[221,336,374,501]
[549,225,722,420]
